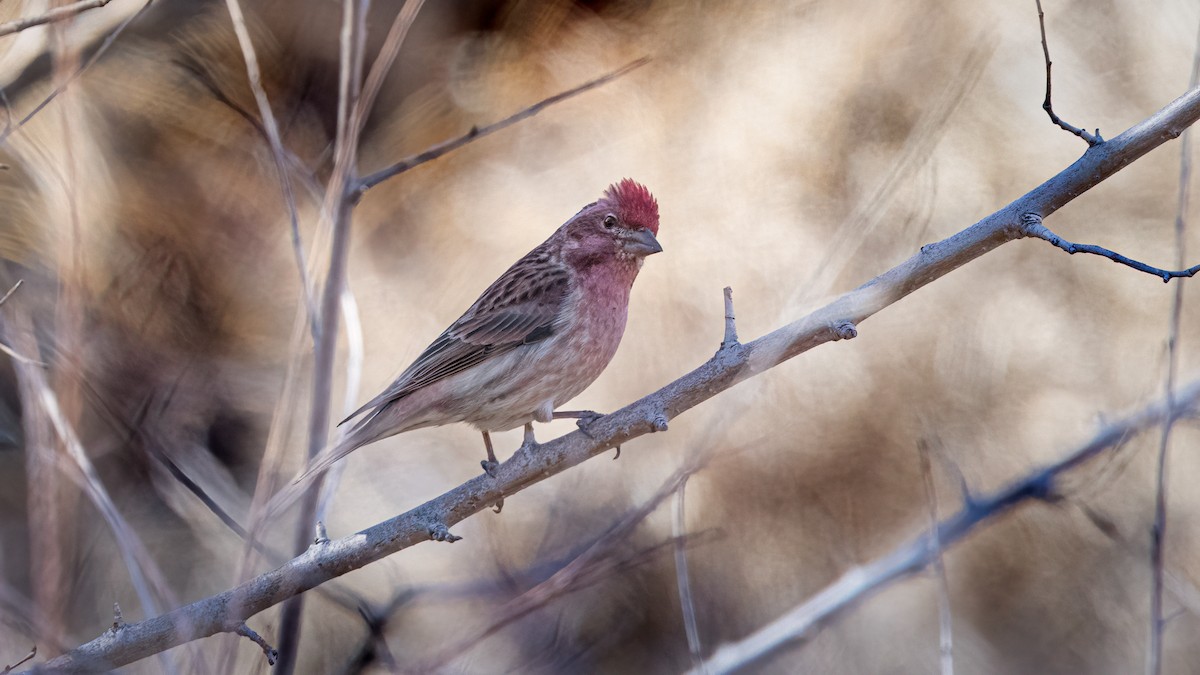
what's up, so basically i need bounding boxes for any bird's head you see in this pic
[562,179,662,267]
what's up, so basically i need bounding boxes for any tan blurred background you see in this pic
[1,0,1199,672]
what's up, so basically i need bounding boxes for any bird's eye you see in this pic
[603,214,617,229]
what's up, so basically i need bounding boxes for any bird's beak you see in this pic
[623,228,663,256]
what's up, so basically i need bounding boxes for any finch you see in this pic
[301,179,661,482]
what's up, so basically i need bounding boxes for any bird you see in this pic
[298,178,661,485]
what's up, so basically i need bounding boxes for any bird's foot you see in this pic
[426,523,461,543]
[481,459,499,479]
[558,410,620,459]
[573,411,605,437]
[492,496,504,514]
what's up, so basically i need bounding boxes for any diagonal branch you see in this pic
[693,380,1200,675]
[353,57,650,197]
[25,64,1200,675]
[0,0,114,38]
[1022,215,1200,282]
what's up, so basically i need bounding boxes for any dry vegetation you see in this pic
[1,0,1199,673]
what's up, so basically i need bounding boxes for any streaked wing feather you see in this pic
[340,251,571,424]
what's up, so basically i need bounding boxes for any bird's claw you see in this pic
[492,497,504,514]
[612,445,621,460]
[481,459,499,478]
[575,411,604,438]
[426,523,461,543]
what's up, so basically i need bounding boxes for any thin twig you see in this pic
[234,624,277,666]
[29,74,1200,675]
[354,57,650,197]
[0,0,113,38]
[0,88,11,141]
[917,440,954,675]
[0,280,23,307]
[6,315,177,625]
[1021,215,1200,282]
[693,382,1200,675]
[224,0,318,340]
[353,0,426,140]
[2,647,35,675]
[1147,16,1200,675]
[674,476,705,672]
[0,0,153,145]
[1035,0,1102,146]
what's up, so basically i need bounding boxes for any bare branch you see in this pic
[693,381,1200,675]
[354,57,651,197]
[26,64,1200,675]
[354,0,426,140]
[224,0,318,339]
[0,0,114,38]
[917,440,953,675]
[1147,15,1200,675]
[0,280,44,365]
[274,0,374,670]
[1021,214,1200,282]
[0,0,153,145]
[1035,0,1102,146]
[674,476,704,672]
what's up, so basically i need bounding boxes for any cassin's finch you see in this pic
[302,179,661,482]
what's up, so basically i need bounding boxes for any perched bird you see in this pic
[301,179,661,483]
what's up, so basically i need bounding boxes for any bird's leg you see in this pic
[480,431,504,513]
[480,431,499,478]
[553,410,621,460]
[521,422,538,449]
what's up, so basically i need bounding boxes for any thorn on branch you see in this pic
[235,623,278,666]
[426,523,461,543]
[1021,213,1200,282]
[2,646,36,674]
[1035,0,1102,147]
[720,286,739,350]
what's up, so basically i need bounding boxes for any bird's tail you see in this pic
[259,423,372,523]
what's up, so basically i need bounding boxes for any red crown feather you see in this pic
[603,178,659,235]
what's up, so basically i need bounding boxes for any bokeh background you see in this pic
[2,0,1200,672]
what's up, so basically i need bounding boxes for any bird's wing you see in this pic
[341,247,572,424]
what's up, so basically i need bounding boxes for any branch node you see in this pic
[426,522,462,543]
[832,321,857,341]
[314,521,330,545]
[235,623,278,666]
